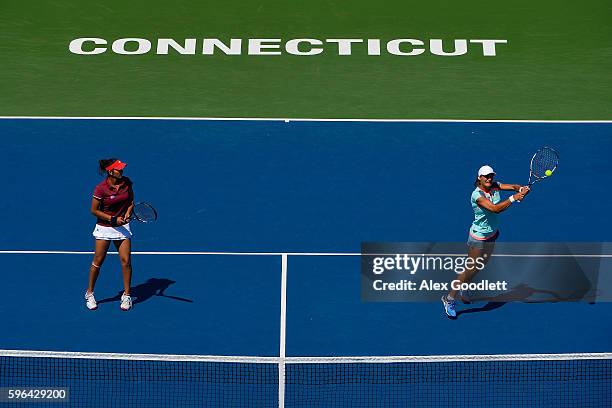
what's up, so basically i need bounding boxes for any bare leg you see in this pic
[114,239,132,295]
[88,240,111,293]
[448,243,495,299]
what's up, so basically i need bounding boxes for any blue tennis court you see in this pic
[0,118,611,407]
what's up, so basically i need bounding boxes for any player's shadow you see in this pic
[456,283,580,317]
[456,301,506,317]
[98,278,193,305]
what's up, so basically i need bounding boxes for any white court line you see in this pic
[1,250,612,257]
[278,254,288,408]
[0,250,284,256]
[0,116,611,123]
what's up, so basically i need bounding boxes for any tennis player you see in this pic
[85,159,134,311]
[441,165,529,318]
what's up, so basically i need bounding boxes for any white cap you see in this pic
[477,165,496,177]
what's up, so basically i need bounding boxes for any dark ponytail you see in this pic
[473,177,480,187]
[98,158,118,176]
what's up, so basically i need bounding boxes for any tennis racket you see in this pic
[528,146,559,186]
[129,202,158,223]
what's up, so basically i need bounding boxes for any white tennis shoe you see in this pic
[120,294,133,311]
[441,295,457,319]
[85,291,97,310]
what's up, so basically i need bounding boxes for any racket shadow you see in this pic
[98,278,194,305]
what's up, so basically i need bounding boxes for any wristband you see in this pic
[509,196,516,203]
[110,216,118,226]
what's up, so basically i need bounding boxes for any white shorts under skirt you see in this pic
[92,223,133,241]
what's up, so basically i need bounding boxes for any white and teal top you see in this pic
[469,185,501,240]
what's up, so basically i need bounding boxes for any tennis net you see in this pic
[1,350,610,407]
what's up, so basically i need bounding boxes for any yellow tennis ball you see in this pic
[545,170,553,176]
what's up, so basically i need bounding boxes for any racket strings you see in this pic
[133,203,157,222]
[532,148,559,177]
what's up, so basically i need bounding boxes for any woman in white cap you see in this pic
[441,165,529,319]
[85,158,134,311]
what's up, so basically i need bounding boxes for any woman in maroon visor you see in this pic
[85,158,134,311]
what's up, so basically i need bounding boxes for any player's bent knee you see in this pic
[92,257,106,267]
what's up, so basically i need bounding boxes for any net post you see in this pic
[278,253,288,408]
